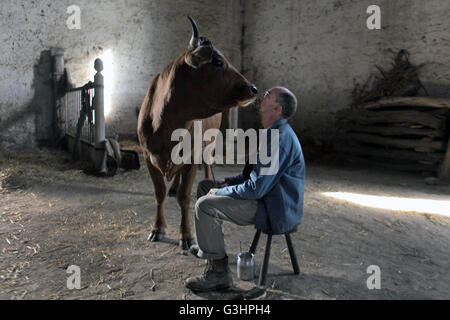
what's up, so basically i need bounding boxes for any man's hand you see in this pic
[208,188,218,196]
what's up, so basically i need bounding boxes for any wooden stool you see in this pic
[249,225,300,286]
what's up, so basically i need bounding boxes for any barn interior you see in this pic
[1,0,449,300]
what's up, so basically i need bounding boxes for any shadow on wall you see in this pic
[0,50,55,149]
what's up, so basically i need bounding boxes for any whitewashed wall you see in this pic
[241,0,450,142]
[0,0,243,148]
[1,0,449,148]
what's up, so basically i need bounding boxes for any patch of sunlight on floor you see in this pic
[322,192,450,217]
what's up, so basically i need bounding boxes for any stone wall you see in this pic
[240,0,450,143]
[1,0,449,149]
[0,0,243,148]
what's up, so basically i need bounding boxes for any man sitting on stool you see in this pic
[185,86,305,292]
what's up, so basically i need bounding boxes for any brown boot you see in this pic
[185,255,233,292]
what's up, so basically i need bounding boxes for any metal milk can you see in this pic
[237,252,255,281]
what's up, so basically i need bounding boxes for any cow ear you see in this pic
[185,46,213,69]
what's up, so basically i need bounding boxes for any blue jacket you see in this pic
[215,119,305,234]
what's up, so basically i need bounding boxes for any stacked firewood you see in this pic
[337,97,450,173]
[351,50,426,108]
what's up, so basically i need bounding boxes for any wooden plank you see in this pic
[344,123,445,138]
[336,109,445,129]
[346,133,446,152]
[344,155,437,172]
[360,97,450,110]
[343,144,444,163]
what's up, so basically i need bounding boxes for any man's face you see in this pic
[257,89,282,128]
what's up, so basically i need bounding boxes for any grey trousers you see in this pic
[195,179,258,260]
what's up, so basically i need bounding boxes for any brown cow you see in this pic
[137,16,258,250]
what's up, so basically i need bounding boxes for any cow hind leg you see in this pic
[176,164,198,250]
[168,171,180,197]
[144,154,167,242]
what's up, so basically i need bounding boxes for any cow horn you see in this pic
[187,16,199,50]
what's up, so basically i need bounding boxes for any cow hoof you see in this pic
[147,230,165,242]
[168,189,177,197]
[179,239,196,251]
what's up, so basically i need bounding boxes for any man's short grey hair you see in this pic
[276,90,298,119]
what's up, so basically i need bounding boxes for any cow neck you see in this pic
[151,113,193,154]
[163,95,210,133]
[170,112,195,131]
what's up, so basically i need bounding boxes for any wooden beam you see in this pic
[344,155,437,172]
[361,97,450,110]
[336,109,445,130]
[440,138,450,180]
[344,123,445,138]
[343,144,444,163]
[345,133,447,152]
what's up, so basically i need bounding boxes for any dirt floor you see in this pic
[0,143,449,300]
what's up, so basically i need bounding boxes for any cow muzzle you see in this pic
[238,97,257,108]
[238,85,258,107]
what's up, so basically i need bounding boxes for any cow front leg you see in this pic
[176,164,198,250]
[203,164,212,180]
[144,155,167,242]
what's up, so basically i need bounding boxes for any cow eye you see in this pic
[212,59,224,68]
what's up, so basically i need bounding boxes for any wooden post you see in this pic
[93,58,107,173]
[229,107,238,129]
[440,138,450,181]
[94,58,105,147]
